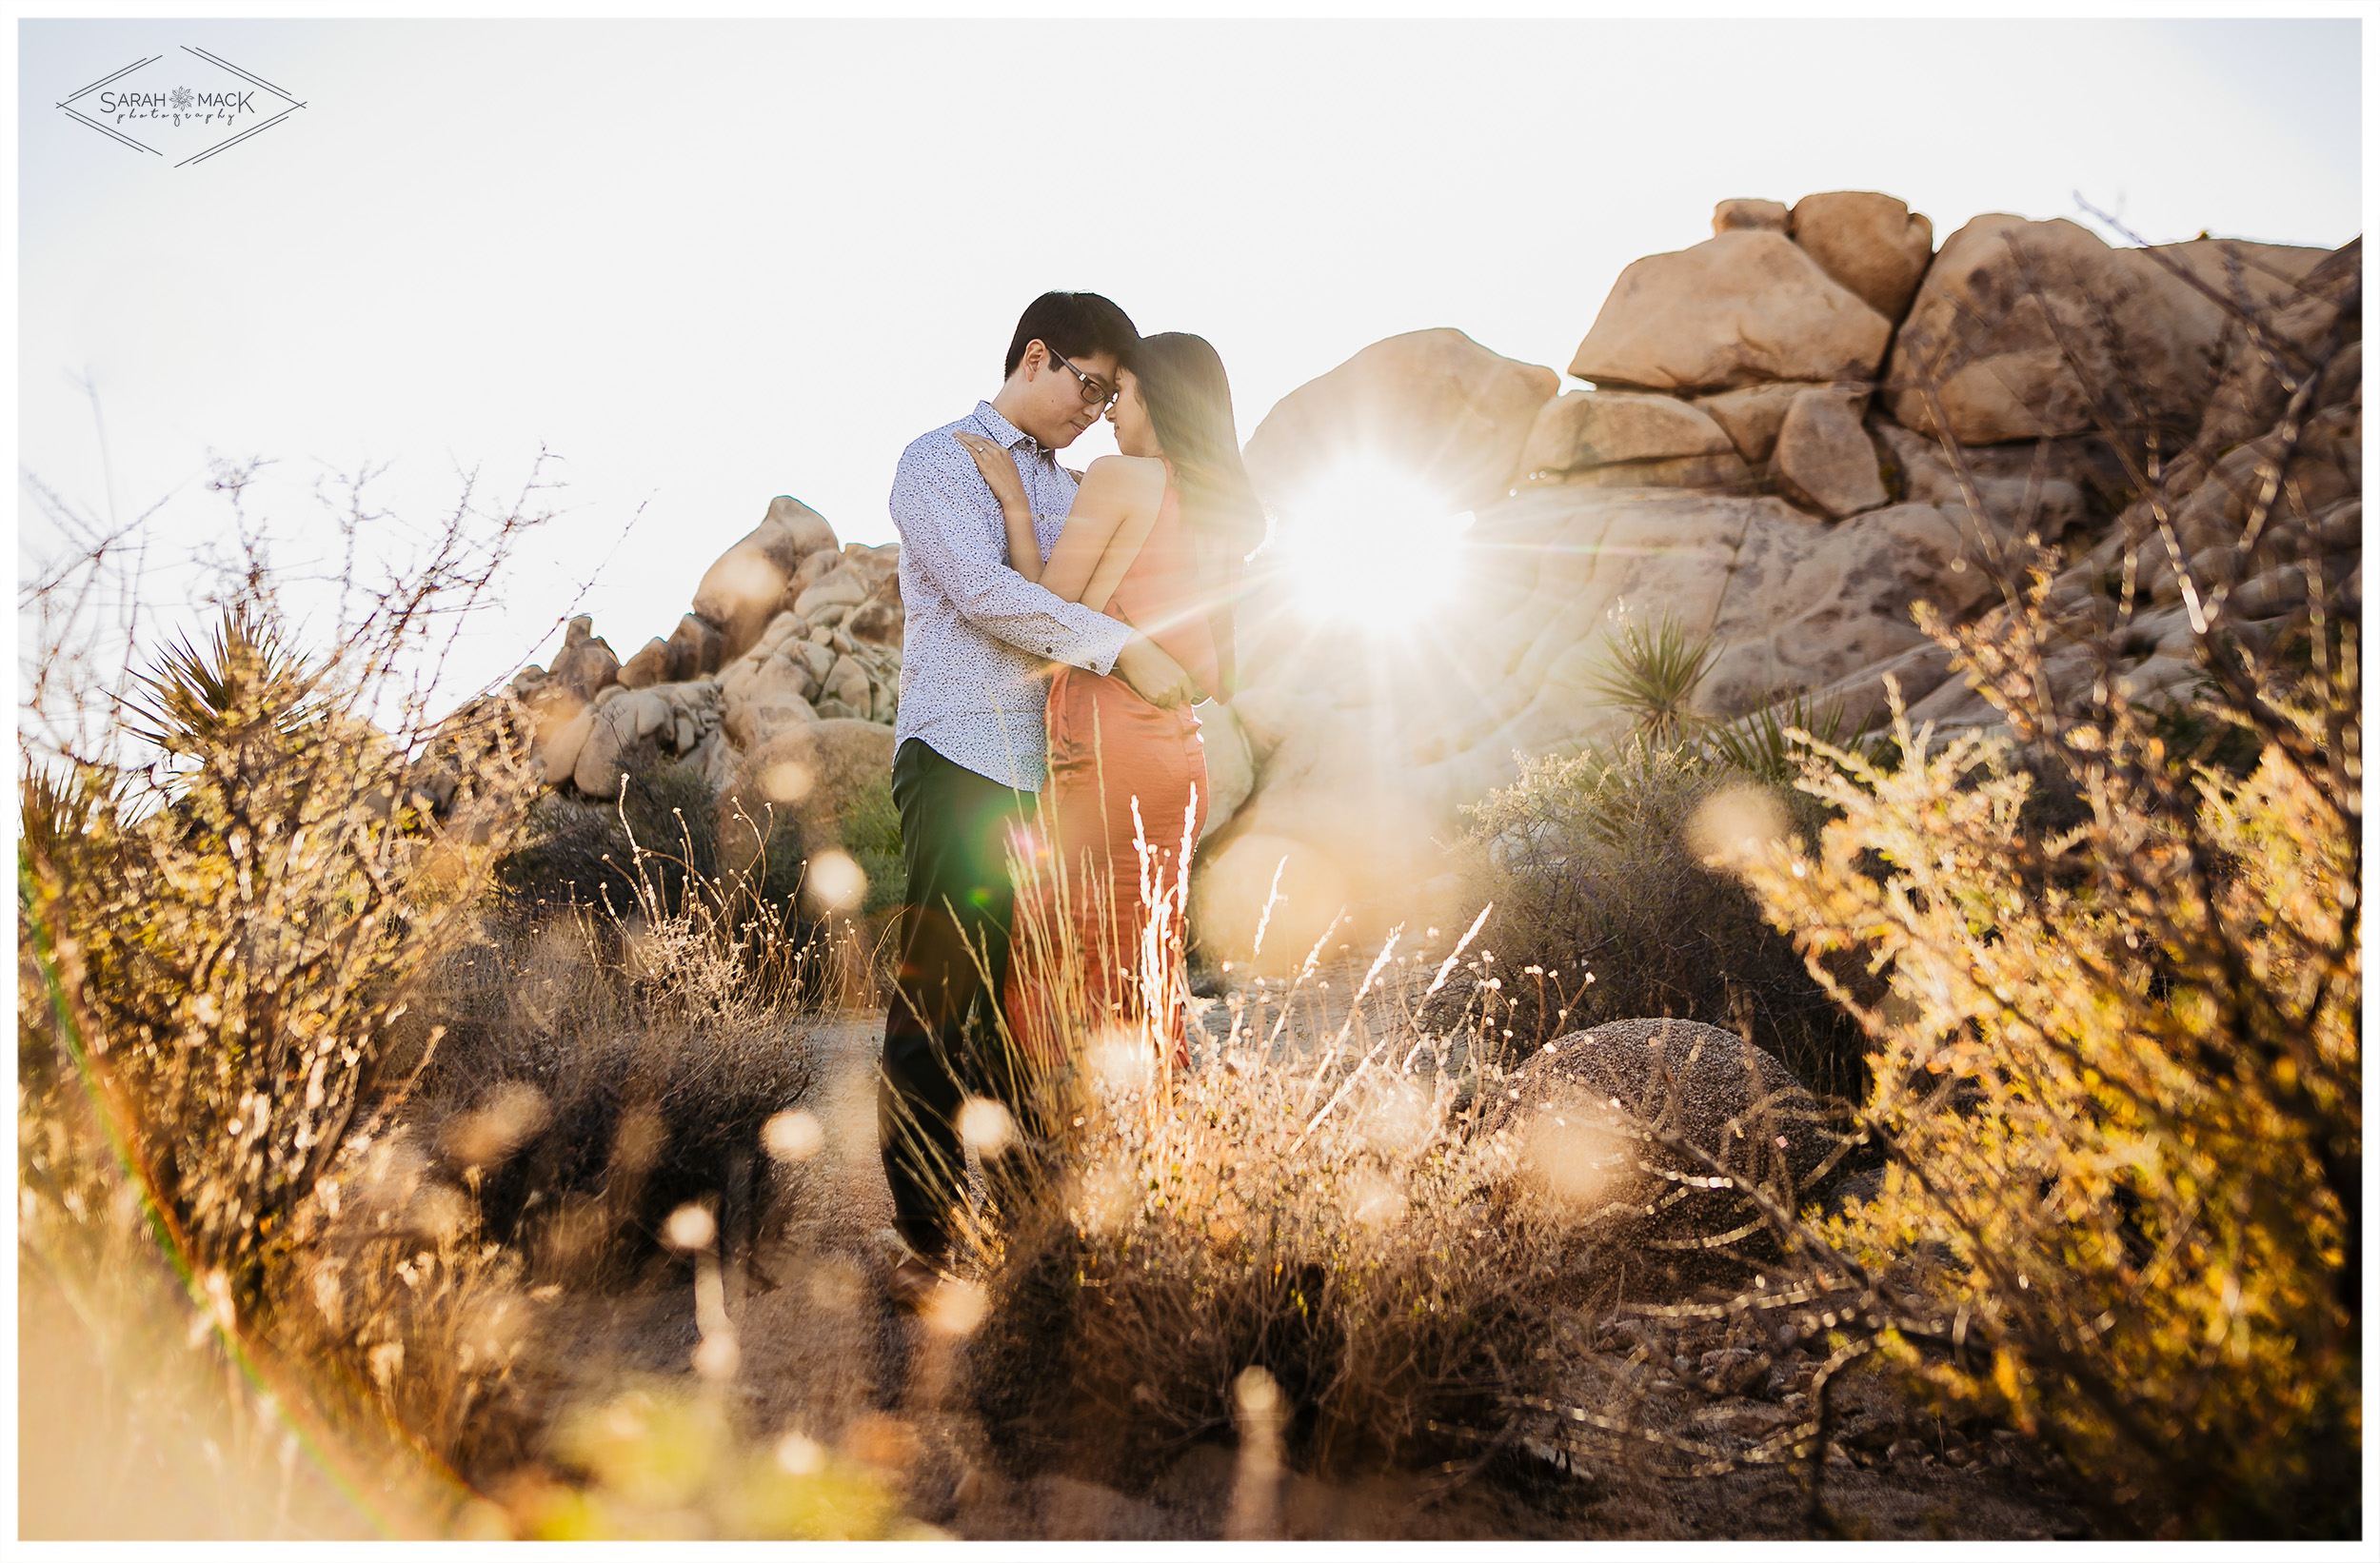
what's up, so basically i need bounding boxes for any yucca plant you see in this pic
[124,603,329,767]
[1698,688,1881,786]
[1582,611,1722,744]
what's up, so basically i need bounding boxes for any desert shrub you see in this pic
[21,590,539,1317]
[1463,737,1874,1101]
[497,754,729,920]
[16,458,579,1524]
[1735,668,2357,1535]
[1716,248,2362,1536]
[266,1143,551,1484]
[18,456,902,1536]
[967,1028,1561,1494]
[394,879,824,1289]
[1461,609,1885,1100]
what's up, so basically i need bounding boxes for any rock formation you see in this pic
[505,501,907,827]
[1192,193,2354,965]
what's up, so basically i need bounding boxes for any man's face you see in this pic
[1009,342,1121,450]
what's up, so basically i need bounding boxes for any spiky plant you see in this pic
[124,603,329,767]
[1697,689,1879,786]
[1581,612,1722,744]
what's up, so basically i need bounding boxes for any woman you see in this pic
[952,332,1264,1073]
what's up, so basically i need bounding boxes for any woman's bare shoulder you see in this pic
[1081,454,1168,500]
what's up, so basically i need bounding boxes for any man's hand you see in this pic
[1114,632,1195,710]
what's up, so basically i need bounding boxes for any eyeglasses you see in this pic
[1046,346,1119,410]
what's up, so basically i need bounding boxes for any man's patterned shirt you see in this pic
[887,402,1132,791]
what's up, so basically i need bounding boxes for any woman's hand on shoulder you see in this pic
[952,430,1030,515]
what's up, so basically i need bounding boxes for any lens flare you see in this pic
[803,849,866,914]
[762,1109,824,1163]
[1688,782,1791,872]
[1274,463,1475,622]
[956,1097,1016,1156]
[664,1203,716,1252]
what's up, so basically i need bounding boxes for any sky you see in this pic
[18,15,2363,715]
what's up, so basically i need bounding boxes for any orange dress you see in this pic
[1005,470,1219,1072]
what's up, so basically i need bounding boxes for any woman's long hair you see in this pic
[1131,332,1267,561]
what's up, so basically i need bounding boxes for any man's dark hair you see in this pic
[1004,291,1140,380]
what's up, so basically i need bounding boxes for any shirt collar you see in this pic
[972,401,1045,457]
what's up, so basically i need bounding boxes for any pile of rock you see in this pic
[1200,190,2356,964]
[1531,192,1930,517]
[506,496,905,803]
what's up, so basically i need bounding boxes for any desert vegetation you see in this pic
[19,216,2358,1540]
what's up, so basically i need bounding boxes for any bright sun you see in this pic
[1271,464,1476,623]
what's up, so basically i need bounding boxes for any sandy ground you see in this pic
[513,977,2097,1542]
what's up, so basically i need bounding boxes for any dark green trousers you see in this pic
[877,738,1038,1259]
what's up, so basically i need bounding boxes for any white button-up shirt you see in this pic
[889,402,1133,791]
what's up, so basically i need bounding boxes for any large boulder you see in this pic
[1570,229,1894,393]
[616,637,671,691]
[1788,191,1934,323]
[1479,1019,1831,1242]
[665,612,726,683]
[1188,687,1462,974]
[1518,390,1736,476]
[1768,386,1887,518]
[1695,382,1829,465]
[1535,450,1755,492]
[1886,215,2330,445]
[1240,328,1558,518]
[1194,700,1255,844]
[549,615,621,702]
[690,496,841,663]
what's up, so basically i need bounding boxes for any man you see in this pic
[879,291,1195,1304]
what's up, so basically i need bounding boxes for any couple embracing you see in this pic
[877,290,1263,1303]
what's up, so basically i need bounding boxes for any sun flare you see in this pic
[1272,463,1475,623]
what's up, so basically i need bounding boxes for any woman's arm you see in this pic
[948,441,1163,611]
[951,430,1047,584]
[1045,457,1166,611]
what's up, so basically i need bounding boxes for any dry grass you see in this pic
[16,458,917,1536]
[917,817,1732,1518]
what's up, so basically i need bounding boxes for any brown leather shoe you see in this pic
[886,1254,943,1312]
